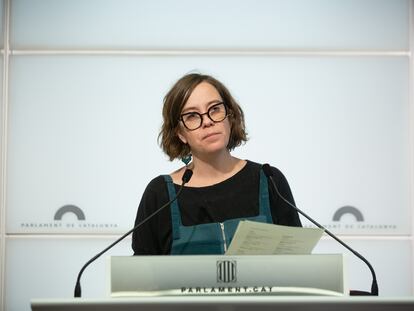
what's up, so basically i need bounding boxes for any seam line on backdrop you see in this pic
[6,234,134,239]
[4,233,413,240]
[408,0,414,296]
[4,49,411,57]
[0,0,10,310]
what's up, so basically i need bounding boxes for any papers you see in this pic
[225,221,324,255]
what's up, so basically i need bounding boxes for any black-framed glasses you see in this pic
[179,102,228,131]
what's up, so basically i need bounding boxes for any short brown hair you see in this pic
[159,73,247,161]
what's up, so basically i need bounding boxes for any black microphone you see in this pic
[262,164,378,296]
[74,168,193,298]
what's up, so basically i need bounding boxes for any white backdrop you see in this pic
[0,1,412,310]
[6,56,410,235]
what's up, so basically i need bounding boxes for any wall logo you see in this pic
[20,203,119,231]
[54,205,86,221]
[317,205,397,231]
[217,260,237,283]
[332,205,364,222]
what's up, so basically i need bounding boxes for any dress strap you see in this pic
[259,168,274,223]
[162,175,182,239]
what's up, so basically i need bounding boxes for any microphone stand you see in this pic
[262,164,378,296]
[74,169,193,298]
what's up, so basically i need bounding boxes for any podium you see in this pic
[31,255,414,310]
[109,254,346,296]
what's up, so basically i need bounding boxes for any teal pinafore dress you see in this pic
[163,169,273,255]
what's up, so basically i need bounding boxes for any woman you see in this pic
[132,73,301,255]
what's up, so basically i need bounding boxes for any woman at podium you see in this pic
[132,73,301,255]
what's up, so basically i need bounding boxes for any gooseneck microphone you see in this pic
[262,164,378,296]
[74,168,193,298]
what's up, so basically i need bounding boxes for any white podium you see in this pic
[33,254,414,311]
[108,254,346,296]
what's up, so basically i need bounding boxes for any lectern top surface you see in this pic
[31,296,414,311]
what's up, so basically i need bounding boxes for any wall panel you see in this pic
[5,236,131,311]
[10,0,409,50]
[314,238,412,295]
[6,56,410,235]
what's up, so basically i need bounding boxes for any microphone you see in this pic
[262,164,378,296]
[74,168,193,298]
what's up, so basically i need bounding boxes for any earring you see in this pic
[181,154,192,166]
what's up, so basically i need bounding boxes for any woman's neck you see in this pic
[186,151,245,187]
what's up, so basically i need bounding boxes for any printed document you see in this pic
[226,221,324,255]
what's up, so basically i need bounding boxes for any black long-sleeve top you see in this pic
[132,160,302,255]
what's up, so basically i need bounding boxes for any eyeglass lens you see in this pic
[181,103,227,130]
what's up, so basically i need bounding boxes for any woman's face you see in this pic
[177,82,231,158]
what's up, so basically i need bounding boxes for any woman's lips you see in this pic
[203,132,220,140]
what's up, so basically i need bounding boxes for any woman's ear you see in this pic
[177,128,188,144]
